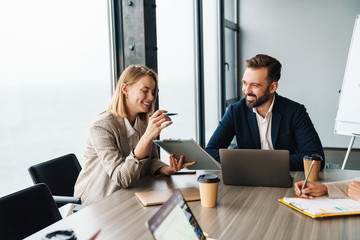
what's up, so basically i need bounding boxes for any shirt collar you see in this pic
[124,117,140,138]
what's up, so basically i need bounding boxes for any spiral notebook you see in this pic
[279,197,360,218]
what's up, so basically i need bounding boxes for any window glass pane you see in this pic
[224,28,238,103]
[224,0,237,22]
[0,1,111,197]
[156,0,197,162]
[203,0,221,144]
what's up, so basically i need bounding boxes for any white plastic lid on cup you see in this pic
[197,174,220,183]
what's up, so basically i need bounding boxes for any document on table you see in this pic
[279,197,360,218]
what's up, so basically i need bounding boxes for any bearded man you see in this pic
[205,54,324,171]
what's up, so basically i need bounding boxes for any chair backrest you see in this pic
[28,153,82,197]
[0,183,62,240]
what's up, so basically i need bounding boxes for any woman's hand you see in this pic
[143,110,172,141]
[134,110,172,159]
[294,180,328,199]
[159,154,196,175]
[348,181,360,201]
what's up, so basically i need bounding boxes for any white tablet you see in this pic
[153,138,221,170]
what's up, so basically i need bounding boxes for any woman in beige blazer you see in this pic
[74,65,195,205]
[294,178,360,201]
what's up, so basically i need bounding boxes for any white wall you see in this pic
[239,0,360,148]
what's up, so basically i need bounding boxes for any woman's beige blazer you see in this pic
[325,177,360,199]
[74,111,167,205]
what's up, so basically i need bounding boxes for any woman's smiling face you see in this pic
[122,75,156,118]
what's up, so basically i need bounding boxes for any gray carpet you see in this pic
[324,148,360,170]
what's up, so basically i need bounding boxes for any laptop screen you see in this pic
[147,190,206,240]
[220,149,292,188]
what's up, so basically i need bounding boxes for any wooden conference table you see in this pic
[26,169,360,240]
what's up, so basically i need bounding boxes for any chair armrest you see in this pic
[53,195,81,204]
[73,204,87,212]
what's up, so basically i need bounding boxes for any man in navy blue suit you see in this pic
[206,54,324,171]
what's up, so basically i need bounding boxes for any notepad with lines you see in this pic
[279,197,360,218]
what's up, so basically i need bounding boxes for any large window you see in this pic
[223,0,240,108]
[0,1,112,197]
[203,0,221,144]
[156,0,197,145]
[156,0,239,152]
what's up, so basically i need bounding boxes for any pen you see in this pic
[300,159,316,197]
[148,113,178,117]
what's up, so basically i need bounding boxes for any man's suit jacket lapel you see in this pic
[271,93,282,147]
[247,108,261,148]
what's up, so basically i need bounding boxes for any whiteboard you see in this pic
[335,14,360,136]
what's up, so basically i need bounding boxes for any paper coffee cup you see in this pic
[197,174,220,208]
[303,154,322,181]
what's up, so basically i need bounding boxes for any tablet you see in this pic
[153,138,221,170]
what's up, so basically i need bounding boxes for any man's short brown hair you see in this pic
[245,54,282,83]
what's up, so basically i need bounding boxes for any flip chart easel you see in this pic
[334,14,360,169]
[341,134,359,170]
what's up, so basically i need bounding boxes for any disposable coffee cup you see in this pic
[303,154,322,181]
[197,174,220,208]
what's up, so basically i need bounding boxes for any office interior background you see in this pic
[1,0,360,198]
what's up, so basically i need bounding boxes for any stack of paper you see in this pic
[279,197,360,218]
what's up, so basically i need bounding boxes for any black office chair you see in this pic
[28,153,82,208]
[0,183,62,240]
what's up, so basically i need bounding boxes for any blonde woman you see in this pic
[74,65,195,205]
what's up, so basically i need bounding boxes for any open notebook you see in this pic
[279,197,360,218]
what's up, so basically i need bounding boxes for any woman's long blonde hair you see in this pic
[107,65,158,121]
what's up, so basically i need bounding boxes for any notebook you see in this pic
[135,187,200,206]
[219,149,292,188]
[279,197,360,218]
[146,190,207,240]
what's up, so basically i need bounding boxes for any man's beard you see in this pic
[245,87,271,108]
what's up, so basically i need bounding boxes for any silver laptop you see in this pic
[220,149,292,188]
[146,190,206,240]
